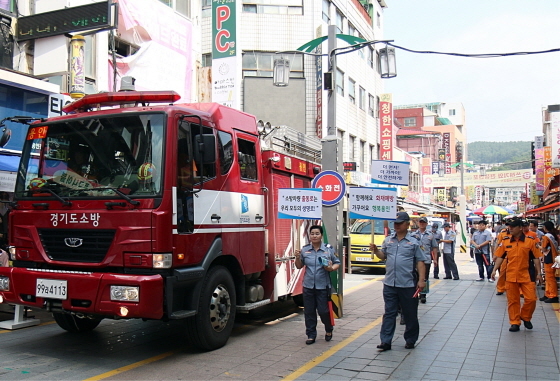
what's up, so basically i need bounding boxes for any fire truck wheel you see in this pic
[52,313,103,333]
[186,265,236,350]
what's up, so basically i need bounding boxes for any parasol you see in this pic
[472,205,512,216]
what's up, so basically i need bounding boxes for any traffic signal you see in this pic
[531,141,535,174]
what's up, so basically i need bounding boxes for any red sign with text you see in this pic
[379,93,393,161]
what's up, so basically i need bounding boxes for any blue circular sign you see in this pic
[311,170,346,206]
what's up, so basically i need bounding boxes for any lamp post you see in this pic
[272,26,396,317]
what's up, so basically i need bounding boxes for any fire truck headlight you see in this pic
[110,286,139,302]
[0,276,9,291]
[8,246,16,260]
[153,254,172,269]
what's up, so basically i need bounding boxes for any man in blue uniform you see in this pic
[441,222,459,280]
[411,217,438,303]
[432,223,443,279]
[370,212,427,351]
[471,220,494,282]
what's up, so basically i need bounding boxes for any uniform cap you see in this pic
[508,218,523,228]
[419,217,428,223]
[395,211,410,223]
[443,222,451,228]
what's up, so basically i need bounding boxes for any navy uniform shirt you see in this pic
[411,229,438,264]
[300,243,340,289]
[380,232,427,288]
[472,229,493,254]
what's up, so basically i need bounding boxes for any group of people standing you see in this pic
[295,212,559,349]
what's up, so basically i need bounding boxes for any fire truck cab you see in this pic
[0,90,321,350]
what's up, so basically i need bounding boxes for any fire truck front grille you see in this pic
[38,229,116,263]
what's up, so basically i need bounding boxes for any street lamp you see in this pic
[480,166,486,176]
[379,47,397,78]
[272,57,290,87]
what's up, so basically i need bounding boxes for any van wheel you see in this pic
[186,266,236,350]
[53,313,102,333]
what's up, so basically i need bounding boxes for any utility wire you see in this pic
[386,43,560,58]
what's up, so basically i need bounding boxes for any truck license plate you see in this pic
[355,257,370,262]
[36,279,68,300]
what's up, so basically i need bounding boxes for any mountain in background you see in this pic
[467,141,532,170]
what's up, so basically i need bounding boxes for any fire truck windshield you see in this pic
[14,113,165,200]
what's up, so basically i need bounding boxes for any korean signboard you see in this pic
[551,112,560,168]
[535,148,544,191]
[277,189,322,219]
[348,187,397,220]
[371,160,410,186]
[212,0,238,109]
[442,133,451,174]
[379,93,393,161]
[423,168,533,188]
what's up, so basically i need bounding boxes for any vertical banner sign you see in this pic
[475,185,482,205]
[431,161,439,175]
[530,182,539,205]
[379,93,393,160]
[534,135,545,150]
[315,26,323,139]
[552,112,560,168]
[535,148,544,191]
[70,35,85,99]
[277,189,322,219]
[212,0,237,108]
[543,146,560,189]
[436,188,446,204]
[422,159,431,193]
[442,133,451,174]
[370,160,410,186]
[348,187,397,220]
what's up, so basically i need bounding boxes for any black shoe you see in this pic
[544,297,559,303]
[420,294,426,304]
[453,278,460,280]
[400,315,405,325]
[434,276,440,279]
[405,342,415,349]
[325,332,333,342]
[522,320,533,329]
[377,342,392,351]
[496,292,504,295]
[509,324,520,332]
[306,338,315,345]
[539,296,548,301]
[443,277,452,279]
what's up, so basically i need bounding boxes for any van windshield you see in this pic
[350,220,395,235]
[15,113,165,200]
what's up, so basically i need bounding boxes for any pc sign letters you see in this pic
[371,160,410,186]
[278,188,322,220]
[349,187,397,220]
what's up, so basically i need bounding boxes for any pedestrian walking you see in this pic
[491,218,543,332]
[540,221,559,303]
[369,212,427,351]
[431,223,443,279]
[468,222,476,262]
[493,220,510,295]
[529,220,544,241]
[471,220,494,282]
[294,225,340,345]
[441,222,459,280]
[411,217,438,303]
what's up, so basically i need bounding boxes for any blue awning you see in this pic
[0,154,20,172]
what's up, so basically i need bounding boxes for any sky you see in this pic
[383,0,560,143]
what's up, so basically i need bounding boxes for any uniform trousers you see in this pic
[303,287,332,340]
[544,263,558,299]
[505,281,537,325]
[496,262,507,293]
[380,285,419,345]
[433,251,441,278]
[420,263,431,295]
[442,252,459,279]
[475,252,493,279]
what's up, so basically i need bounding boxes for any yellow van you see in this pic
[349,219,394,268]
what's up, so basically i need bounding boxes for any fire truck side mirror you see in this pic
[0,127,11,147]
[194,134,216,164]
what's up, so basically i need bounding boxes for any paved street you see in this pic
[0,250,558,380]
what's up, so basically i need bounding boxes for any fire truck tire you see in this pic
[186,265,236,350]
[292,294,304,307]
[52,313,103,333]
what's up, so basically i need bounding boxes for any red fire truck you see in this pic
[0,90,321,350]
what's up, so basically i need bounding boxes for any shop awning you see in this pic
[525,202,560,215]
[398,200,431,214]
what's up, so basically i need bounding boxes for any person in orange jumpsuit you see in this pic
[493,221,510,295]
[491,218,543,332]
[540,221,559,303]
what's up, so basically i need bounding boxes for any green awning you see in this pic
[437,117,452,125]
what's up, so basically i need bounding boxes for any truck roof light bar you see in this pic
[62,91,181,114]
